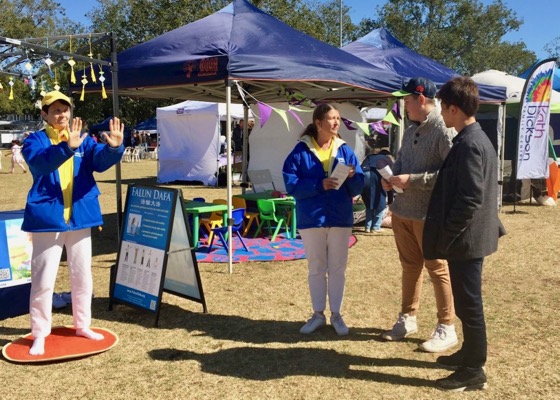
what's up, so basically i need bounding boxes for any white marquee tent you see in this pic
[248,102,366,192]
[156,100,247,185]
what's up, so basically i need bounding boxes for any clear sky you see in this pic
[59,0,554,59]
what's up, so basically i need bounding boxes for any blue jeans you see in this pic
[365,207,386,230]
[448,257,486,368]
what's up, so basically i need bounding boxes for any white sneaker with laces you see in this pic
[330,313,349,336]
[381,312,418,341]
[300,312,326,334]
[418,323,458,353]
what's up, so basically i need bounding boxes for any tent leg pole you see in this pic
[226,81,233,274]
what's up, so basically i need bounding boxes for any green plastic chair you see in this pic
[254,199,290,242]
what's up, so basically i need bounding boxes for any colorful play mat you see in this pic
[195,235,357,263]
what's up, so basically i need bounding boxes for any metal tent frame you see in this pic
[0,32,123,238]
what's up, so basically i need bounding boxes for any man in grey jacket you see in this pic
[423,76,506,391]
[381,77,458,353]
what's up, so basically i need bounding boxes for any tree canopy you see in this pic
[0,0,543,122]
[373,0,536,75]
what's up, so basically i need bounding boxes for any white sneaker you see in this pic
[418,323,459,353]
[381,313,418,341]
[300,312,326,334]
[330,313,349,336]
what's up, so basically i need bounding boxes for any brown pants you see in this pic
[392,214,455,325]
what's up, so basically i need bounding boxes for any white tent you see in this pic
[472,69,560,106]
[156,100,246,185]
[248,102,366,192]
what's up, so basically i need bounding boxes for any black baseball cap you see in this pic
[392,77,437,99]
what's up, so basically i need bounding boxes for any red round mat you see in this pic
[2,326,118,363]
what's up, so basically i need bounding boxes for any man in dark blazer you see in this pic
[423,76,506,392]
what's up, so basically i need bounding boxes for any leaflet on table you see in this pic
[330,163,352,190]
[377,165,404,193]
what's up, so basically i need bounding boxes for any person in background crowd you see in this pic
[232,119,244,153]
[22,91,124,356]
[7,139,27,173]
[380,77,458,353]
[423,76,506,391]
[361,148,392,232]
[283,103,364,336]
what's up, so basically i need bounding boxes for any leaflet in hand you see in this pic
[330,163,352,190]
[377,165,403,193]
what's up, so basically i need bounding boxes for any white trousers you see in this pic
[30,229,93,338]
[299,227,351,314]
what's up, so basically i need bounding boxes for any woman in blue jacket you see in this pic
[283,103,364,336]
[22,91,124,355]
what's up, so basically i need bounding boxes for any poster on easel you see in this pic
[110,185,206,325]
[0,210,32,320]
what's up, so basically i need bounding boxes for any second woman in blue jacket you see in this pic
[283,103,364,335]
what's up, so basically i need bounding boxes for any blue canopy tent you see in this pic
[89,0,403,103]
[344,28,512,205]
[90,117,133,145]
[134,117,157,132]
[342,28,506,103]
[85,0,408,271]
[520,60,560,91]
[90,117,113,134]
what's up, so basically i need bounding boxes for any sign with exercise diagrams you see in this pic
[111,185,206,324]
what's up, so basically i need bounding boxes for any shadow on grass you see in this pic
[149,346,436,385]
[0,327,30,347]
[87,298,425,348]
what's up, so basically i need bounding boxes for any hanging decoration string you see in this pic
[8,77,14,100]
[68,35,77,84]
[98,61,107,99]
[88,34,97,83]
[44,37,54,77]
[80,62,88,101]
[53,67,60,91]
[234,81,400,135]
[24,52,36,94]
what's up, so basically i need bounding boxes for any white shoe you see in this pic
[300,312,326,334]
[381,313,418,341]
[330,313,349,336]
[418,323,458,353]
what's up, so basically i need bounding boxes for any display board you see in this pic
[0,210,32,320]
[110,185,206,326]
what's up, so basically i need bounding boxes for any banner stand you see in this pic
[109,185,206,327]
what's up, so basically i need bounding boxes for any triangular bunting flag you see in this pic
[341,117,357,130]
[257,102,273,128]
[287,109,304,127]
[275,109,290,130]
[355,122,371,135]
[383,111,400,126]
[370,121,388,135]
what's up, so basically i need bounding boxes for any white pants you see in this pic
[299,227,351,314]
[30,229,93,338]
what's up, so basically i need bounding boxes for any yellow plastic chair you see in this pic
[254,199,290,242]
[232,196,260,236]
[200,199,227,244]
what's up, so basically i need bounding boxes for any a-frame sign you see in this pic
[109,185,206,326]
